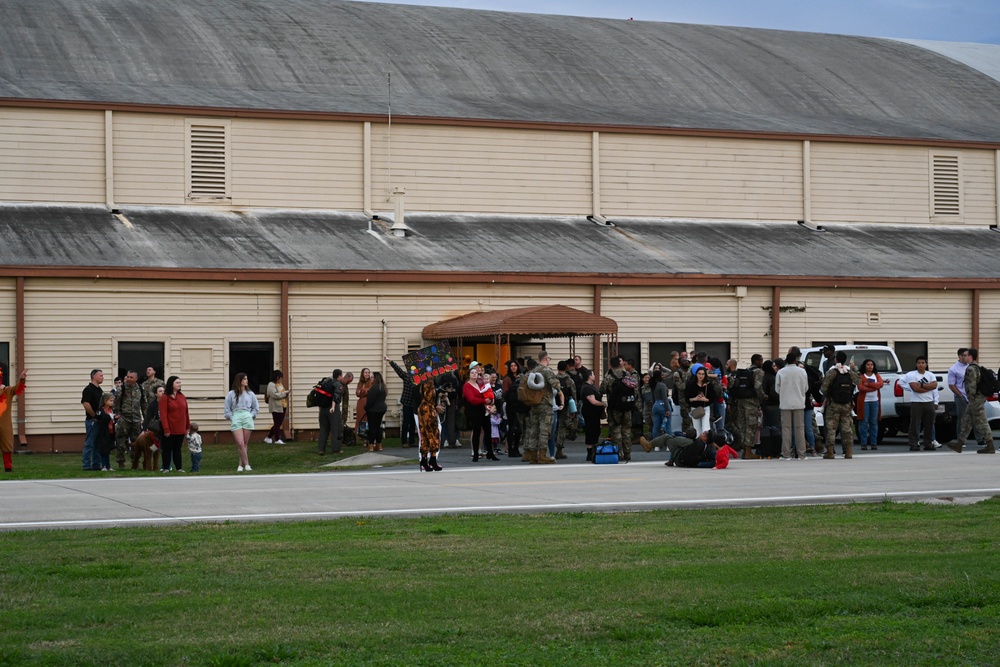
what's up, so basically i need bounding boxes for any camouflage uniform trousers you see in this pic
[115,418,142,467]
[564,409,578,441]
[824,402,855,455]
[607,409,633,461]
[526,404,553,453]
[734,400,761,450]
[956,396,994,446]
[555,409,572,450]
[678,399,692,434]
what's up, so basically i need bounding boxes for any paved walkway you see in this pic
[1,443,996,530]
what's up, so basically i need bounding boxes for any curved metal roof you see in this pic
[894,40,1000,84]
[2,0,1000,142]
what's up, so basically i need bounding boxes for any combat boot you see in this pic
[742,447,760,460]
[976,444,996,454]
[522,449,534,462]
[639,436,653,453]
[823,449,835,460]
[844,444,853,459]
[555,447,568,459]
[536,451,556,464]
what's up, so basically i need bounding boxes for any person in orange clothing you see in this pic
[0,368,27,473]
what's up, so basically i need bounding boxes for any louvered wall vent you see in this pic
[930,153,961,219]
[867,311,881,326]
[186,121,230,200]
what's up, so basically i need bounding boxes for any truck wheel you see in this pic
[877,421,896,444]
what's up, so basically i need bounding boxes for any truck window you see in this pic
[847,350,897,373]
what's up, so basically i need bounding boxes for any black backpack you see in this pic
[829,371,855,405]
[977,365,1000,397]
[306,377,335,408]
[732,368,756,400]
[608,372,638,411]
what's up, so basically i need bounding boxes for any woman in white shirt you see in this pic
[225,372,260,472]
[855,359,885,451]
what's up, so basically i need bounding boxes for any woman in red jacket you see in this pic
[159,375,191,472]
[856,358,884,451]
[462,364,496,462]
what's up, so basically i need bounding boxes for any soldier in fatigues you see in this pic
[820,351,860,459]
[947,348,996,454]
[525,352,562,464]
[733,354,765,459]
[113,370,146,470]
[554,360,576,459]
[601,355,638,462]
[141,367,165,411]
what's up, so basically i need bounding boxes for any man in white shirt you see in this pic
[947,348,984,449]
[903,356,937,451]
[775,352,809,459]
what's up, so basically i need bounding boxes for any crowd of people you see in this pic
[65,342,996,477]
[77,366,292,474]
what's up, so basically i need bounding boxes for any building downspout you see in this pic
[105,110,115,210]
[592,285,602,369]
[281,281,291,441]
[972,289,980,351]
[771,286,781,361]
[16,277,27,447]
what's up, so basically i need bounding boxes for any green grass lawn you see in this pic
[6,438,415,480]
[1,501,998,666]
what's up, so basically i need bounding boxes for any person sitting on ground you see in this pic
[713,440,740,469]
[670,432,730,468]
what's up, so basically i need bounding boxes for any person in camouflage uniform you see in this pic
[820,351,860,459]
[601,355,638,462]
[524,352,562,464]
[947,348,995,454]
[554,360,576,459]
[113,370,146,470]
[733,354,765,459]
[671,355,693,433]
[141,366,165,410]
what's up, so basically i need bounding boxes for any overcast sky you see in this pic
[356,0,1000,44]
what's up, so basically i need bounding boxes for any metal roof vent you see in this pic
[587,215,616,227]
[797,220,826,232]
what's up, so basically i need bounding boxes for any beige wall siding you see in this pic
[599,135,803,220]
[288,283,592,429]
[231,119,364,209]
[811,143,928,224]
[976,292,1000,369]
[600,286,774,367]
[776,288,971,369]
[369,124,592,215]
[113,113,186,205]
[22,279,280,435]
[807,143,999,225]
[0,108,105,203]
[962,149,998,225]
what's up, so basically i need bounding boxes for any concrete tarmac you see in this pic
[1,446,997,530]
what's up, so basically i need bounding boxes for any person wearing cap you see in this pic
[819,344,838,374]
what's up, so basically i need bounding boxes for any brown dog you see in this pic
[131,430,161,471]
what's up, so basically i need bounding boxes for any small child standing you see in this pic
[186,422,203,473]
[489,409,502,452]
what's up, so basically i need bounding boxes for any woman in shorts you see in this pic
[224,372,260,472]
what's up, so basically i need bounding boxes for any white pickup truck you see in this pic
[801,345,1000,443]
